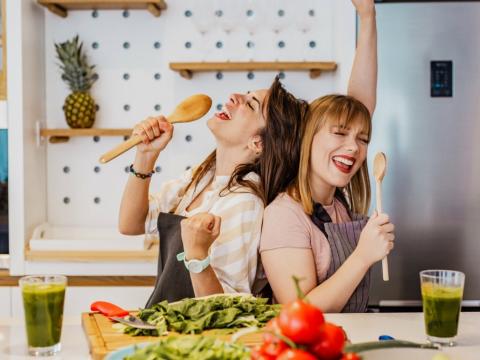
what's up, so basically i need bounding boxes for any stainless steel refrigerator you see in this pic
[368,1,480,308]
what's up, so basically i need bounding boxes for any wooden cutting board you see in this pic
[81,312,265,360]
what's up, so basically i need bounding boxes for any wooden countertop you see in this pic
[0,270,155,286]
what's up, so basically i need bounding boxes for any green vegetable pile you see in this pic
[124,336,250,360]
[124,295,281,336]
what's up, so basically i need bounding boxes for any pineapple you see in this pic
[55,36,98,128]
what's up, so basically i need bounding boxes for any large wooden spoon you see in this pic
[99,94,212,164]
[373,152,389,281]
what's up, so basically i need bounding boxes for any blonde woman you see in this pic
[260,95,395,312]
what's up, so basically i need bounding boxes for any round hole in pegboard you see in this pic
[278,9,285,17]
[186,166,192,171]
[309,41,317,48]
[215,9,223,17]
[94,197,101,204]
[124,165,130,173]
[278,41,286,48]
[154,73,161,80]
[246,9,254,17]
[155,166,162,173]
[124,104,130,111]
[92,10,99,18]
[185,135,192,142]
[184,10,192,17]
[93,136,100,142]
[246,41,255,49]
[247,72,255,80]
[278,71,286,80]
[94,166,101,173]
[185,41,192,49]
[215,41,223,49]
[123,41,130,49]
[308,9,315,17]
[63,197,70,205]
[154,104,162,111]
[92,42,99,49]
[216,103,222,111]
[63,166,70,174]
[123,9,130,18]
[123,73,130,80]
[95,104,100,112]
[154,41,161,49]
[216,72,223,80]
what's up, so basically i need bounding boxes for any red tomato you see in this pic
[309,322,346,359]
[341,353,362,360]
[277,300,325,344]
[260,339,289,357]
[250,346,276,360]
[261,318,289,357]
[277,349,317,360]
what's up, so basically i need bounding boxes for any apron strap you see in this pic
[310,188,351,237]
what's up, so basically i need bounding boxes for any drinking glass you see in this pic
[420,270,465,346]
[20,275,67,356]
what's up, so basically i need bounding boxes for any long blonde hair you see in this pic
[289,95,372,215]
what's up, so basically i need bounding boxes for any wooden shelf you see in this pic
[169,61,338,80]
[25,248,158,262]
[37,0,167,18]
[40,128,131,143]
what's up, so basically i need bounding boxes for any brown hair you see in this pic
[290,95,372,215]
[181,77,308,205]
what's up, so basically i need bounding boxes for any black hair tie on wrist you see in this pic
[129,164,155,179]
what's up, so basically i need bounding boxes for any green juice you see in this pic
[421,283,462,338]
[22,283,66,347]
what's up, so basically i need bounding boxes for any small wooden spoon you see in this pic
[99,94,212,164]
[373,152,389,281]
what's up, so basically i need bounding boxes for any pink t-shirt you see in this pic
[260,193,351,283]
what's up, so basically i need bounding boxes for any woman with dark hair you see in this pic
[118,80,305,306]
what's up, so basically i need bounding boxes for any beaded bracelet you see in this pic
[129,164,155,179]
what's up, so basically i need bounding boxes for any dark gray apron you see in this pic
[324,214,370,313]
[145,212,195,308]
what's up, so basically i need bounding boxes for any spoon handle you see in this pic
[376,179,390,281]
[99,135,142,164]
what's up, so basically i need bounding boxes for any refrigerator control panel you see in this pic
[431,61,453,97]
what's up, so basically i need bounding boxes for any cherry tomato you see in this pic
[250,346,276,360]
[341,353,362,360]
[260,318,290,356]
[277,349,317,360]
[309,322,346,359]
[278,299,325,344]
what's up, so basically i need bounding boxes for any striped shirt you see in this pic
[145,168,266,294]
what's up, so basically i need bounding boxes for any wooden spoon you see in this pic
[373,152,389,281]
[99,94,212,164]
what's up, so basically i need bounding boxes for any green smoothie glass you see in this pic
[420,270,465,346]
[19,275,67,356]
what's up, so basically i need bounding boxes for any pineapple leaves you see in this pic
[54,35,98,93]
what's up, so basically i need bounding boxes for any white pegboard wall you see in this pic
[43,0,354,227]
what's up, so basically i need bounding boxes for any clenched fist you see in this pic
[351,0,375,18]
[132,116,174,155]
[180,213,221,260]
[353,212,395,267]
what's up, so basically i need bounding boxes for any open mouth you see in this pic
[332,155,355,174]
[214,107,232,121]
